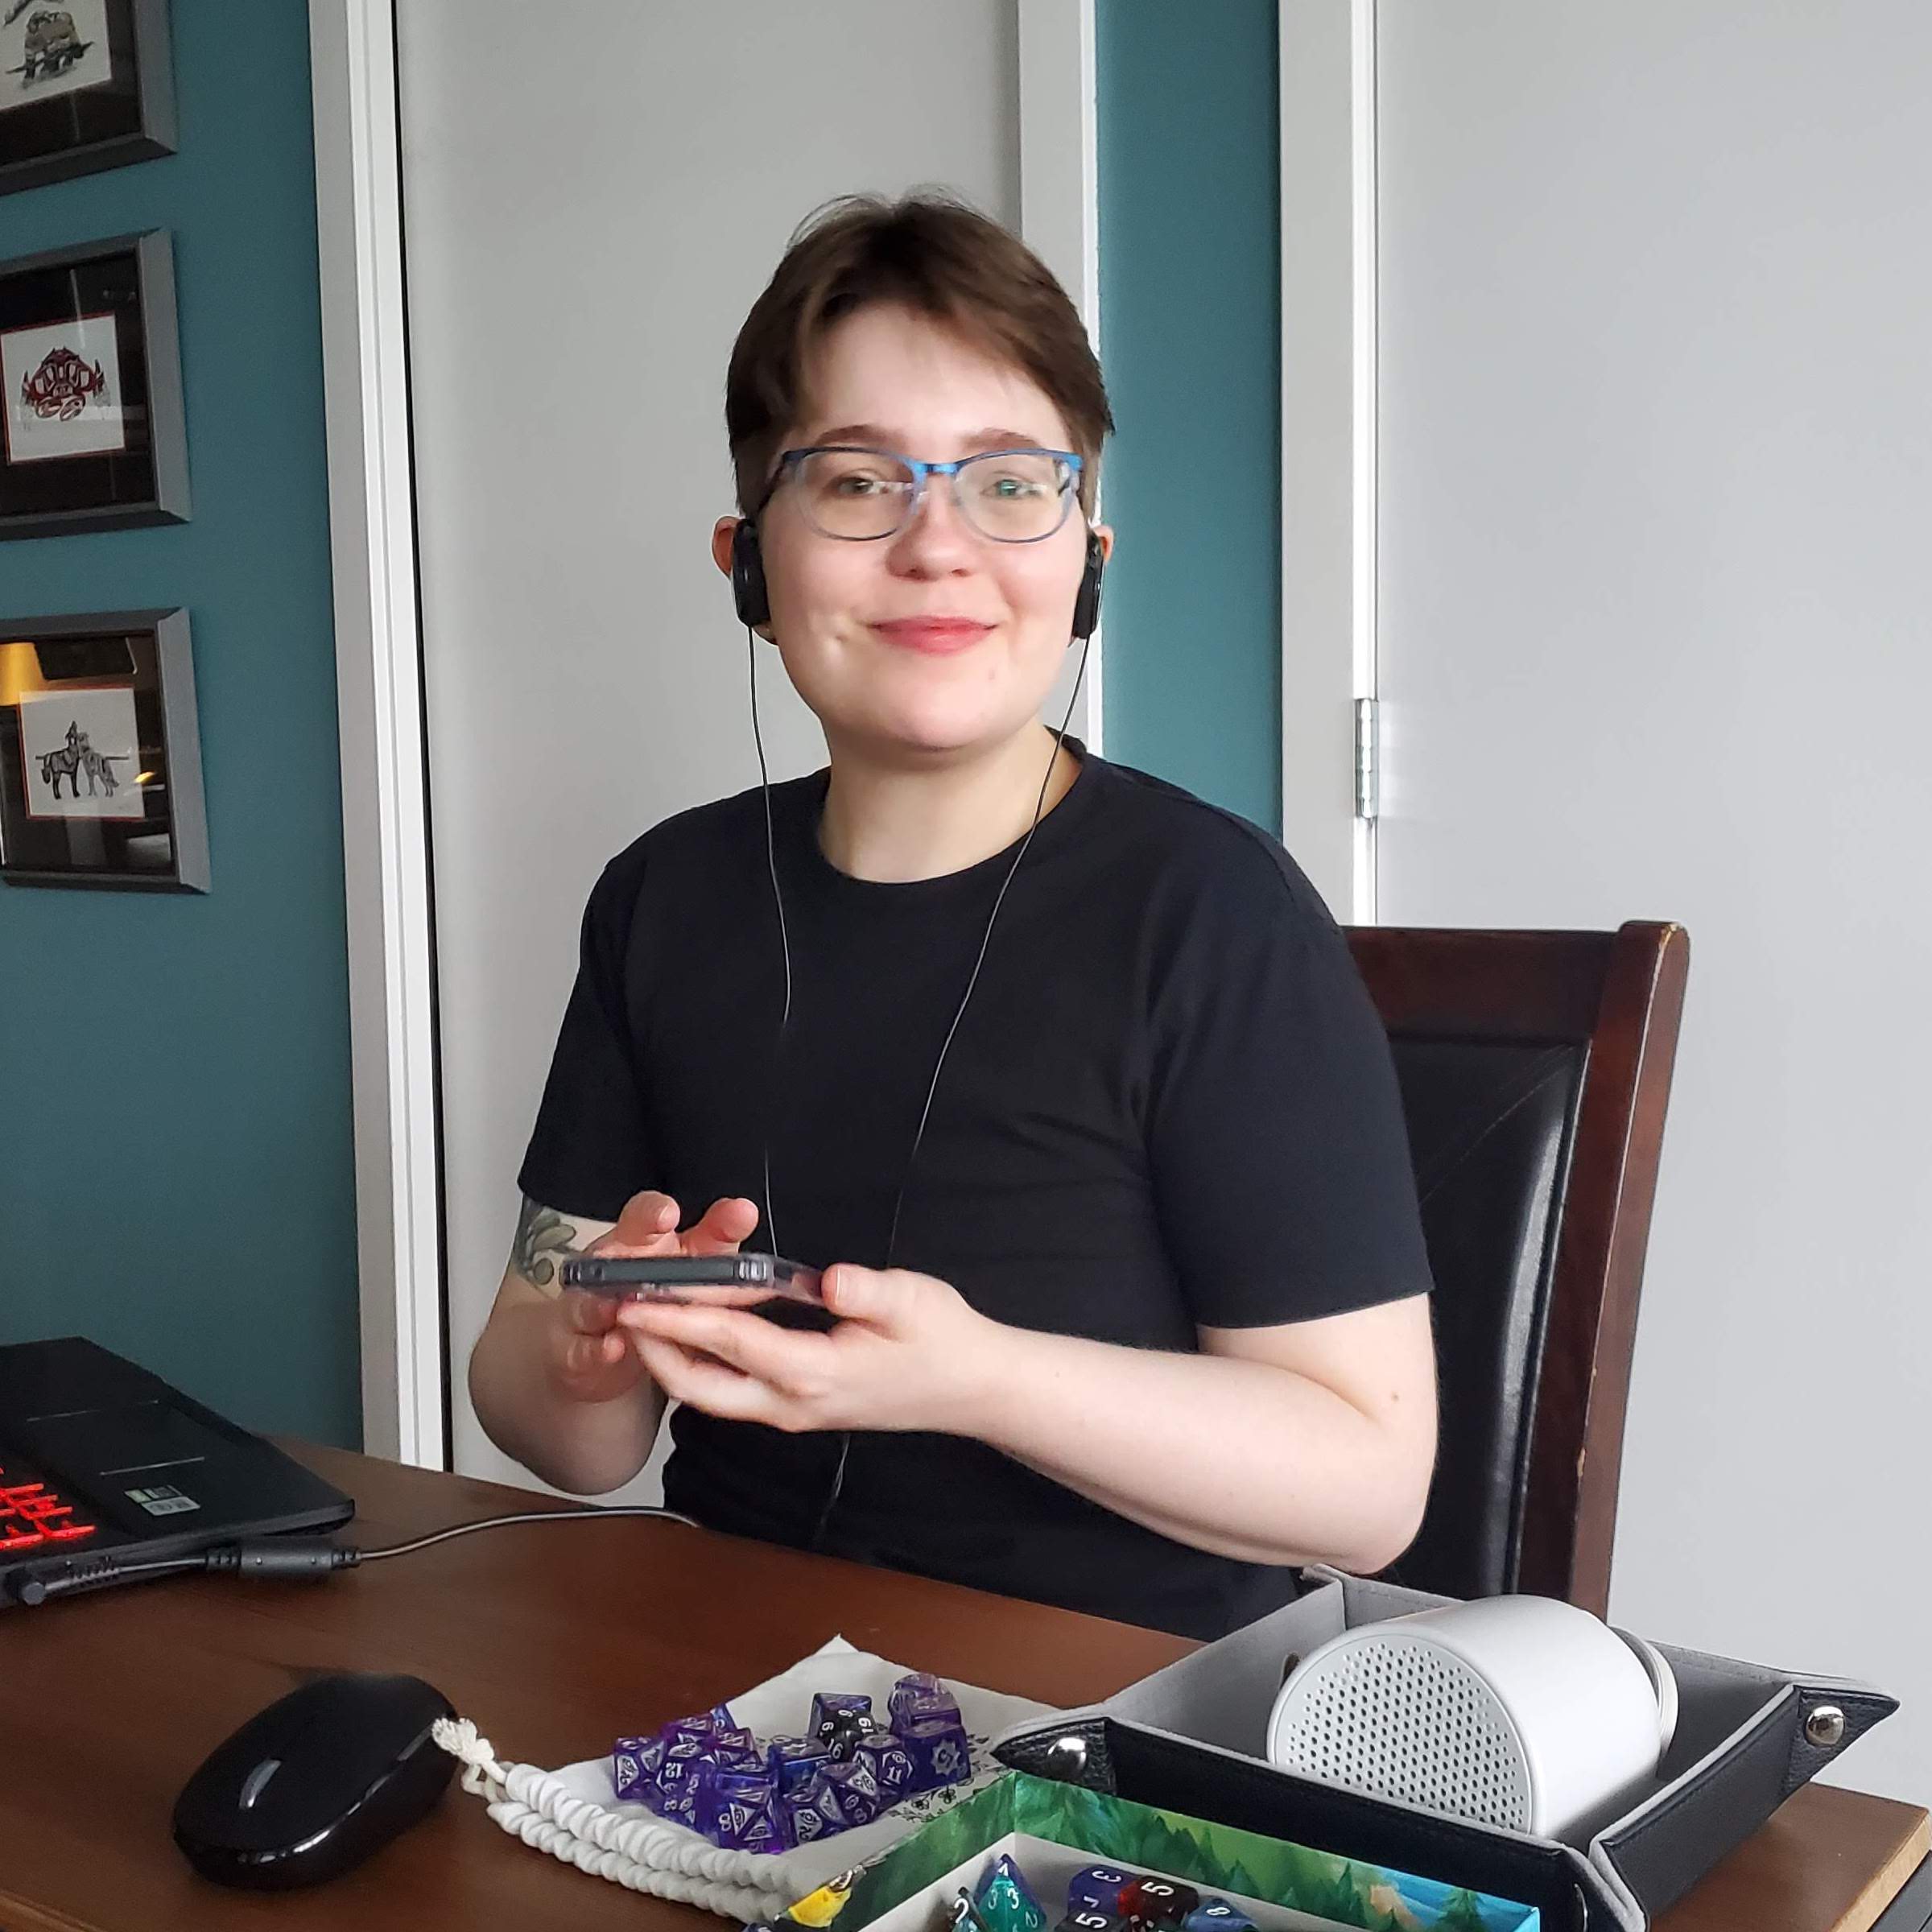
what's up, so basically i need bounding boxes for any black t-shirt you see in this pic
[518,741,1432,1639]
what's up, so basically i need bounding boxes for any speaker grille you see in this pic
[1272,1637,1532,1830]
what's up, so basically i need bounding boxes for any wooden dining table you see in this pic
[2,1443,1925,1932]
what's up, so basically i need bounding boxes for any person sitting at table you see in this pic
[468,192,1438,1640]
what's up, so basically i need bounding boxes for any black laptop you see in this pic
[0,1335,354,1609]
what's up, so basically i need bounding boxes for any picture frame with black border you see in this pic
[0,227,188,536]
[0,0,175,196]
[0,606,208,890]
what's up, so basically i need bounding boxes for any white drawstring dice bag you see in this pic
[432,1636,1054,1923]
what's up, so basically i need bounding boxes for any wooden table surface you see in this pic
[1,1443,1923,1932]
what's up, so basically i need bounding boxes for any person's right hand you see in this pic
[547,1191,762,1405]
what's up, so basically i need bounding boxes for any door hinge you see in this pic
[1354,696,1380,822]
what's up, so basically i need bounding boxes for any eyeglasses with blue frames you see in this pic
[758,445,1084,544]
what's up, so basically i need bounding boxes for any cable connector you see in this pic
[201,1538,361,1579]
[8,1537,359,1605]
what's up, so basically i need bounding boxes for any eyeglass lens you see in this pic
[792,449,1073,542]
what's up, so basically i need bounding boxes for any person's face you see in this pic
[712,302,1113,764]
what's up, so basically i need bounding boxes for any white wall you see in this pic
[395,0,1024,1497]
[1373,2,1931,1800]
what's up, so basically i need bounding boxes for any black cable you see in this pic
[811,625,1096,1552]
[5,1502,697,1606]
[881,628,1093,1267]
[736,586,1094,1558]
[749,625,795,1255]
[350,1501,696,1563]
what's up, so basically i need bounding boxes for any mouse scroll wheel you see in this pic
[239,1758,283,1810]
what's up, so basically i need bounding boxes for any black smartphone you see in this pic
[557,1252,825,1306]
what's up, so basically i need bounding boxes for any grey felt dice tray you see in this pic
[993,1569,1897,1932]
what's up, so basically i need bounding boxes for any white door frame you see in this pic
[309,0,442,1467]
[1280,0,1377,921]
[310,0,1103,1463]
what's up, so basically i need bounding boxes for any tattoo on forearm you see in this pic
[514,1197,581,1288]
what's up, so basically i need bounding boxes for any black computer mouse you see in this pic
[172,1671,457,1889]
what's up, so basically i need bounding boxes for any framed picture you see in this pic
[0,228,188,536]
[0,606,208,890]
[0,0,175,196]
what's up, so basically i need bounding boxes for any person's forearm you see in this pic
[957,1328,1427,1571]
[467,1298,667,1496]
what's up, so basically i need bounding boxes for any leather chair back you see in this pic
[1345,923,1690,1612]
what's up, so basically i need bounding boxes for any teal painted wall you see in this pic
[1097,0,1282,834]
[0,7,360,1447]
[0,9,1281,1451]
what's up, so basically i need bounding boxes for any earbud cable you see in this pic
[745,621,1096,1551]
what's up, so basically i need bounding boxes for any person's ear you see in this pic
[1092,522,1115,564]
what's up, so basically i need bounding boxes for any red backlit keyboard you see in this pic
[0,1459,100,1554]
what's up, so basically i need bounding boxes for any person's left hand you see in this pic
[612,1265,1001,1435]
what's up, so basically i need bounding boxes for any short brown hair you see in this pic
[725,191,1113,518]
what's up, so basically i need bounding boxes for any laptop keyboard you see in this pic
[0,1457,101,1554]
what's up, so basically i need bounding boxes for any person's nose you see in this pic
[886,471,978,578]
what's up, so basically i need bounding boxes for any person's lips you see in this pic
[871,617,993,655]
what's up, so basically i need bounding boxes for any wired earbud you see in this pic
[732,516,771,630]
[1071,528,1105,643]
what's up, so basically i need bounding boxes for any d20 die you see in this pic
[808,1690,874,1736]
[648,1749,703,1822]
[810,1690,879,1758]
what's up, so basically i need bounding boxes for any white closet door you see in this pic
[1370,0,1932,1798]
[396,0,1030,1497]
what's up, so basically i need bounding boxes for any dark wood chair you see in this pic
[1344,921,1690,1616]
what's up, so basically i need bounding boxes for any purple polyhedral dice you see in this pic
[1183,1904,1257,1932]
[782,1769,848,1846]
[1066,1868,1134,1915]
[817,1755,884,1827]
[808,1690,879,1757]
[707,1725,762,1769]
[766,1734,832,1797]
[852,1735,918,1804]
[693,1765,788,1854]
[895,1715,974,1794]
[663,1713,724,1761]
[647,1749,704,1823]
[888,1671,962,1733]
[612,1735,667,1804]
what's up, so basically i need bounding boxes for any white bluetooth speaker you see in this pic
[1264,1594,1679,1843]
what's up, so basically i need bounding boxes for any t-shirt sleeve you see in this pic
[515,850,658,1224]
[1143,836,1432,1329]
